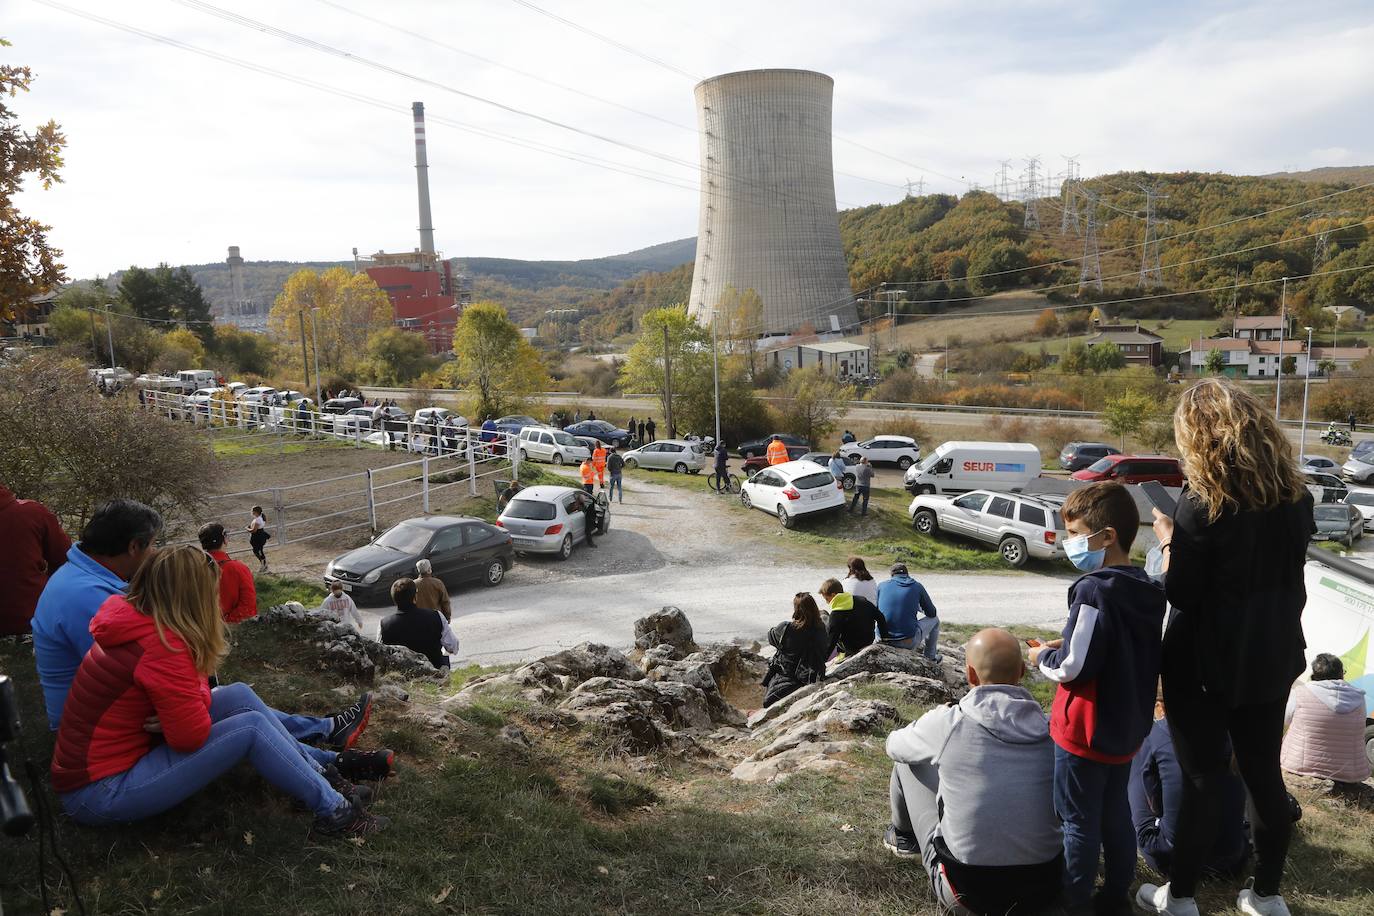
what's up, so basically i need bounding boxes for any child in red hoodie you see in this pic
[51,546,386,838]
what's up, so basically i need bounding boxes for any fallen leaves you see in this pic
[431,886,453,904]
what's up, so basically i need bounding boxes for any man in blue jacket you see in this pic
[876,563,940,662]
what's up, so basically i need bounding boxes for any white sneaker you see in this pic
[1136,883,1200,916]
[1237,888,1292,916]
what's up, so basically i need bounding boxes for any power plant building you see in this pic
[688,69,857,336]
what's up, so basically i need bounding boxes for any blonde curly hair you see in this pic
[1173,379,1308,522]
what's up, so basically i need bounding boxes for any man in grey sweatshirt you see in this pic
[884,628,1064,914]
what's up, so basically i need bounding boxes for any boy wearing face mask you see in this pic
[1029,481,1165,916]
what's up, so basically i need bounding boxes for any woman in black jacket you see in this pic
[762,593,829,707]
[1138,380,1314,916]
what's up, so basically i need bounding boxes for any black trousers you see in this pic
[1162,653,1291,898]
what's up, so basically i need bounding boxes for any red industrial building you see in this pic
[362,249,462,354]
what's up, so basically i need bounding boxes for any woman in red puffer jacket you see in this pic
[52,545,385,838]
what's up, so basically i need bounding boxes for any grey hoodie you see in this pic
[886,683,1061,866]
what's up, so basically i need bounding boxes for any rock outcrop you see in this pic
[248,603,447,682]
[633,606,697,657]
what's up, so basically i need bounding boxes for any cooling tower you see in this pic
[688,69,856,335]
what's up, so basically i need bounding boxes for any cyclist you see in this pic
[713,441,730,491]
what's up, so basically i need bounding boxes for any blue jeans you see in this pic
[1053,746,1135,906]
[607,473,623,503]
[60,682,345,824]
[849,485,870,514]
[915,616,941,661]
[272,708,335,767]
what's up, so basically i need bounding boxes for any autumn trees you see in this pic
[448,302,548,420]
[269,267,392,376]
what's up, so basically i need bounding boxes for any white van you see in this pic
[903,441,1042,495]
[174,369,218,393]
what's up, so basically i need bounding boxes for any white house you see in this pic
[1181,337,1312,378]
[764,341,871,379]
[1322,305,1367,326]
[1233,315,1290,341]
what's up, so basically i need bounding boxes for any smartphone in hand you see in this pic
[1140,480,1177,517]
[1024,638,1042,648]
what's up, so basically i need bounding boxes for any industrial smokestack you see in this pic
[412,102,436,255]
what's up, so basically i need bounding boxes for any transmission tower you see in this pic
[1078,191,1103,292]
[1022,156,1042,229]
[1060,180,1080,235]
[1137,184,1168,287]
[1303,210,1350,268]
[904,176,924,198]
[997,160,1013,201]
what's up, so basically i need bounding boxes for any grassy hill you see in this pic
[1264,165,1374,185]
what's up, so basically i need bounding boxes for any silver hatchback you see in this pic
[496,485,608,560]
[622,439,708,474]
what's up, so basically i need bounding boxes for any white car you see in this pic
[1342,441,1374,484]
[622,439,709,474]
[239,386,278,405]
[224,381,249,398]
[1300,454,1341,473]
[188,386,225,410]
[414,407,469,428]
[517,426,591,466]
[843,435,922,470]
[1346,489,1374,532]
[740,460,846,529]
[910,489,1066,567]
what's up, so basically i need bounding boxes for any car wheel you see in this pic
[552,452,564,466]
[898,456,914,470]
[1365,724,1374,769]
[918,485,936,496]
[740,490,752,509]
[484,559,506,586]
[843,474,855,491]
[557,535,573,560]
[777,504,795,529]
[625,457,638,470]
[674,462,688,474]
[999,536,1028,568]
[913,509,938,535]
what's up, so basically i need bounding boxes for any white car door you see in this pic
[642,443,667,470]
[533,431,554,461]
[944,492,989,535]
[562,494,586,542]
[752,470,783,514]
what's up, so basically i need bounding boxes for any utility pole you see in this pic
[298,310,311,397]
[1274,277,1288,420]
[1060,180,1080,234]
[1299,325,1314,457]
[711,311,721,446]
[89,309,99,359]
[310,307,323,407]
[997,160,1013,201]
[103,304,117,369]
[1078,192,1103,292]
[1138,184,1168,288]
[662,322,674,439]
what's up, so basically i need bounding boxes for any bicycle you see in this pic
[707,469,741,494]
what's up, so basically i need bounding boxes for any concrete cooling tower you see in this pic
[688,69,857,336]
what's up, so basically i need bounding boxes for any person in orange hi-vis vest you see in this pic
[593,444,608,485]
[579,458,596,494]
[766,436,789,466]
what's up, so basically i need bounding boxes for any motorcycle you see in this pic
[1321,427,1352,447]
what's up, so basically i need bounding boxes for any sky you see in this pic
[9,0,1374,278]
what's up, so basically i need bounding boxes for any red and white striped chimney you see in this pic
[412,101,435,255]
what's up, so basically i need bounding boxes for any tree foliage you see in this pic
[1085,340,1126,372]
[1032,308,1060,337]
[449,302,549,420]
[1204,348,1228,375]
[269,267,391,375]
[618,306,710,435]
[1101,390,1158,448]
[775,367,854,445]
[363,327,437,387]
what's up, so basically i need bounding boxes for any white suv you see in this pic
[909,489,1066,567]
[843,435,921,470]
[518,426,591,466]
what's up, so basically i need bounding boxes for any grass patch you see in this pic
[583,774,659,815]
[451,701,506,729]
[254,573,325,610]
[210,432,351,458]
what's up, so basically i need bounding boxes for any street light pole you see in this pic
[310,307,323,407]
[711,310,721,446]
[1299,325,1313,458]
[1274,276,1288,420]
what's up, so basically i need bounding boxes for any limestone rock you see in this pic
[374,684,410,706]
[827,643,947,683]
[633,606,696,656]
[539,643,642,685]
[730,740,864,784]
[449,661,563,706]
[248,604,445,683]
[562,677,715,732]
[498,725,532,749]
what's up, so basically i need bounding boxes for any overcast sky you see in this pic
[10,0,1374,278]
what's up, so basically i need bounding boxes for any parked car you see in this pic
[905,442,1043,495]
[742,445,810,473]
[335,407,376,432]
[798,451,858,490]
[1342,439,1374,484]
[322,397,364,414]
[572,435,602,454]
[563,419,633,447]
[1344,489,1374,532]
[414,407,468,427]
[494,414,541,436]
[622,439,709,474]
[1300,454,1342,473]
[517,426,591,465]
[737,432,810,459]
[842,435,922,470]
[1058,441,1121,472]
[187,387,225,411]
[224,381,249,398]
[1313,503,1364,547]
[1071,454,1184,487]
[497,485,608,559]
[173,369,217,393]
[323,515,514,604]
[740,460,845,529]
[910,489,1067,568]
[372,405,412,425]
[269,390,308,407]
[1304,469,1350,504]
[240,386,278,405]
[134,373,180,391]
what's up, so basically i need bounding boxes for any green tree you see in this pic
[118,266,174,322]
[619,306,710,436]
[211,325,276,376]
[967,240,1029,295]
[775,367,854,445]
[1059,340,1090,375]
[1086,340,1126,372]
[1281,355,1297,376]
[1102,390,1157,449]
[0,39,66,323]
[365,327,437,386]
[269,267,392,375]
[1204,347,1228,376]
[1317,358,1338,378]
[449,302,549,420]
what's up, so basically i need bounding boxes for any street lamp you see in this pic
[310,307,323,408]
[1299,325,1313,458]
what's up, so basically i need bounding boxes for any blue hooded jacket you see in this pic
[875,574,937,642]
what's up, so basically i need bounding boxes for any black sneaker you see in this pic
[336,748,395,782]
[1093,892,1133,916]
[324,764,374,806]
[326,693,373,750]
[311,798,389,839]
[882,826,919,859]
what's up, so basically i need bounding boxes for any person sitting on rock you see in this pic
[876,562,940,662]
[818,577,890,660]
[380,577,458,670]
[884,627,1063,915]
[1280,653,1371,788]
[761,593,829,707]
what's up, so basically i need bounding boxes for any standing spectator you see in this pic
[319,582,364,633]
[579,457,597,494]
[0,482,71,636]
[380,578,457,670]
[497,480,524,511]
[762,593,828,707]
[766,435,789,466]
[606,446,625,504]
[593,442,608,488]
[587,410,597,421]
[841,429,857,444]
[645,417,656,442]
[371,402,389,448]
[1280,653,1370,787]
[413,559,452,622]
[827,450,847,487]
[637,419,647,443]
[198,523,256,624]
[842,556,879,604]
[573,409,581,423]
[876,563,940,661]
[246,506,271,573]
[849,457,874,515]
[713,441,729,491]
[1349,411,1358,433]
[480,416,497,443]
[578,491,600,548]
[818,578,890,659]
[626,416,637,444]
[1138,380,1315,916]
[441,416,458,457]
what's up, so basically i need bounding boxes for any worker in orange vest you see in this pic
[579,457,596,494]
[593,443,608,486]
[766,435,789,466]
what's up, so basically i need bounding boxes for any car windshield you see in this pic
[585,421,612,431]
[552,431,579,446]
[1347,493,1374,507]
[504,498,557,521]
[375,522,430,553]
[1352,440,1374,459]
[792,472,834,490]
[1086,457,1116,473]
[1314,506,1350,521]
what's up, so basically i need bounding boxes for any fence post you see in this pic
[510,432,521,481]
[365,468,377,534]
[422,456,431,514]
[354,423,362,449]
[467,429,478,497]
[272,487,286,545]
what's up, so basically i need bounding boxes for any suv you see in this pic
[1342,440,1374,484]
[910,489,1066,567]
[1071,454,1184,487]
[1059,442,1120,472]
[842,435,922,470]
[517,426,591,466]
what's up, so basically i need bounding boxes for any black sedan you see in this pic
[494,415,541,436]
[324,515,514,606]
[1313,503,1364,547]
[322,397,364,415]
[737,432,811,459]
[563,419,632,447]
